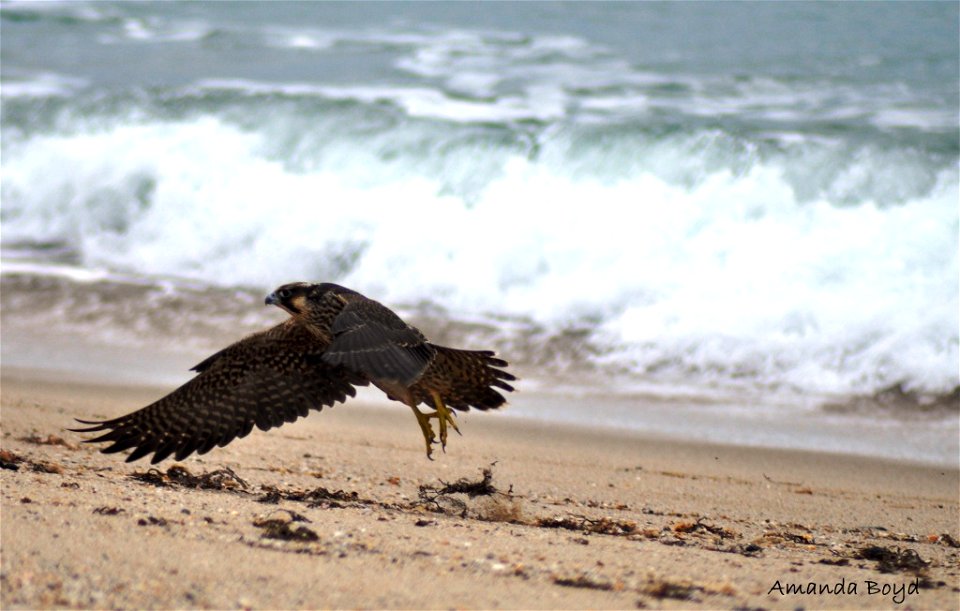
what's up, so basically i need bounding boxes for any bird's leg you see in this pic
[408,403,438,460]
[428,390,460,452]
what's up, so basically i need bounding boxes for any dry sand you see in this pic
[1,367,958,610]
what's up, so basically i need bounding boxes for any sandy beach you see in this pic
[4,2,959,609]
[2,365,957,610]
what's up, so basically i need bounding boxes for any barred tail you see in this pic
[414,345,517,411]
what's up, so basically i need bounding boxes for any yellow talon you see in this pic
[429,391,460,452]
[409,404,438,460]
[409,393,460,459]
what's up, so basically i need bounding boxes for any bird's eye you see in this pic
[278,288,291,299]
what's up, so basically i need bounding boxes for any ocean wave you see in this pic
[192,79,566,124]
[2,1,956,399]
[2,113,956,397]
[0,0,116,24]
[189,69,956,133]
[0,71,89,99]
[100,16,213,44]
[7,5,953,136]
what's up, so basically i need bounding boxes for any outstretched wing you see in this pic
[411,345,516,411]
[321,295,435,386]
[71,320,367,464]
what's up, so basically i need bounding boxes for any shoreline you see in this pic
[2,368,958,609]
[2,295,957,468]
[5,353,958,469]
[3,265,958,410]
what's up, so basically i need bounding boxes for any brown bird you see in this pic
[71,282,515,463]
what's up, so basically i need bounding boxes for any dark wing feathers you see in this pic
[323,298,435,385]
[411,345,517,411]
[71,320,366,464]
[189,346,229,373]
[74,284,517,464]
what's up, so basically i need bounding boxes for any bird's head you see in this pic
[264,282,314,316]
[265,282,358,318]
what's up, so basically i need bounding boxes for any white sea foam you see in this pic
[96,17,212,44]
[272,31,334,51]
[190,63,953,133]
[200,27,645,122]
[871,107,960,131]
[1,260,112,284]
[0,71,89,99]
[2,117,956,397]
[192,79,567,123]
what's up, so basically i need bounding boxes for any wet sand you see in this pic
[1,366,958,610]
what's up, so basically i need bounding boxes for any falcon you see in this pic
[71,282,516,463]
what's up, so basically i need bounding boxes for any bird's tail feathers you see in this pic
[417,344,517,411]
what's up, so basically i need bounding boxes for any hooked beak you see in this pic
[265,290,301,314]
